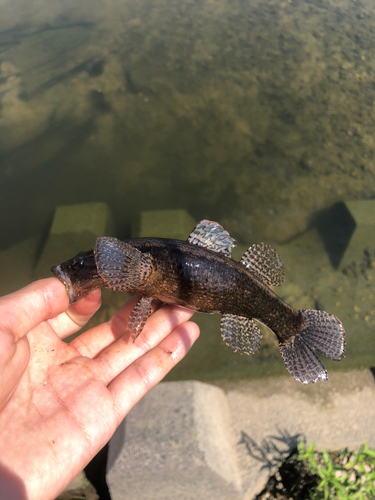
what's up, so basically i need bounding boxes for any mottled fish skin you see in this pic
[125,238,303,344]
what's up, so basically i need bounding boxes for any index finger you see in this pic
[0,278,69,340]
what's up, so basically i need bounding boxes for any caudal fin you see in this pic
[279,309,345,384]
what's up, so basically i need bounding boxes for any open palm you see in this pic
[0,278,199,500]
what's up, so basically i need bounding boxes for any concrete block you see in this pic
[50,202,115,237]
[107,381,242,500]
[34,202,115,279]
[132,209,196,239]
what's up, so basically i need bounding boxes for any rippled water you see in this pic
[1,0,374,381]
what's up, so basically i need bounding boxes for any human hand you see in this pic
[0,278,199,500]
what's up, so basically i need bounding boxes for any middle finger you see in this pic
[70,297,193,359]
[92,304,196,385]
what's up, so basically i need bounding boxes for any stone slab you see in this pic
[107,381,242,500]
[34,202,115,279]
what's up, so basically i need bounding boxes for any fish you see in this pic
[51,219,345,384]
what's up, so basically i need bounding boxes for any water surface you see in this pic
[1,0,375,381]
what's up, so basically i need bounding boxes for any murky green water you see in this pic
[1,0,375,381]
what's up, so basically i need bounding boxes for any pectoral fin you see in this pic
[94,237,152,292]
[240,243,284,286]
[188,219,236,257]
[128,297,153,341]
[221,314,262,354]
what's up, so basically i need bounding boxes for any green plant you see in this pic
[298,441,375,500]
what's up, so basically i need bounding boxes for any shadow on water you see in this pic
[314,202,356,269]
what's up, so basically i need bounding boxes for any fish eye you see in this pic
[71,257,85,271]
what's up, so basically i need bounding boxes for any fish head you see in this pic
[51,249,104,303]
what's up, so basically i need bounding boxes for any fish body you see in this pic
[52,219,345,384]
[125,238,303,344]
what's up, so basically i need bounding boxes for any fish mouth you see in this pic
[51,264,76,303]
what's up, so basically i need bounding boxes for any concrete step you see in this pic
[105,370,375,500]
[34,201,115,280]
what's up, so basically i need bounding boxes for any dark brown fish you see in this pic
[51,219,345,384]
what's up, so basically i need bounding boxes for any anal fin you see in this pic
[221,314,262,355]
[128,297,153,341]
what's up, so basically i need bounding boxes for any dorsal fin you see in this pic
[188,219,236,257]
[240,243,284,286]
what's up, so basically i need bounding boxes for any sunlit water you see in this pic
[1,0,375,381]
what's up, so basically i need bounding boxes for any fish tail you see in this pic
[279,309,345,384]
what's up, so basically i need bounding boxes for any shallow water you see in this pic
[1,0,374,381]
